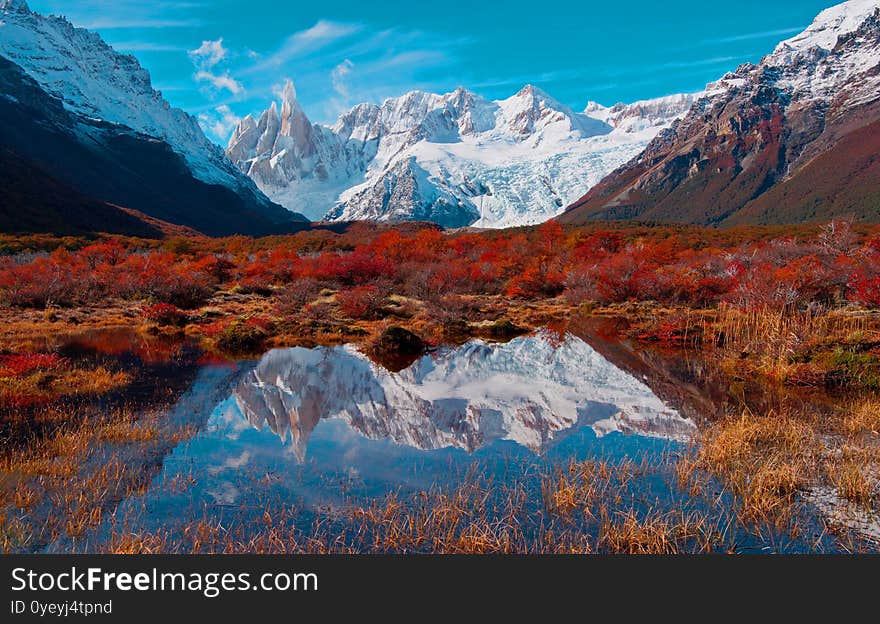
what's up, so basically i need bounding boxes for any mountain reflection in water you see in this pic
[232,332,696,461]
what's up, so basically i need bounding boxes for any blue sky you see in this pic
[29,0,837,143]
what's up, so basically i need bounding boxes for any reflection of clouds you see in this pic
[231,333,697,463]
[207,397,252,440]
[224,450,252,469]
[205,482,240,505]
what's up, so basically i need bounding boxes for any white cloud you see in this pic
[194,70,244,95]
[286,20,361,51]
[80,18,199,29]
[198,104,241,142]
[331,59,354,98]
[189,38,227,69]
[704,27,802,44]
[188,37,244,98]
[271,79,294,99]
[244,20,361,74]
[113,41,188,52]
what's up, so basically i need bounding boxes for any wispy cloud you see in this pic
[703,27,802,44]
[233,20,466,122]
[244,20,362,75]
[33,0,204,30]
[111,41,189,52]
[331,59,355,98]
[594,52,754,81]
[195,70,244,95]
[660,55,740,69]
[189,36,243,97]
[79,18,200,29]
[468,68,586,91]
[198,104,241,142]
[189,38,227,69]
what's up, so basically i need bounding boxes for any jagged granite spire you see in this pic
[225,81,693,225]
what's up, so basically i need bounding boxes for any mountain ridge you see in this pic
[0,1,306,236]
[227,81,699,227]
[560,0,880,227]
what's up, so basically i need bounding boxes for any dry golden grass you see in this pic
[56,368,131,396]
[0,365,131,405]
[541,459,635,519]
[598,509,722,554]
[107,532,169,554]
[87,459,746,555]
[681,410,815,525]
[844,399,880,437]
[0,403,198,553]
[681,398,880,534]
[826,459,875,508]
[702,305,880,386]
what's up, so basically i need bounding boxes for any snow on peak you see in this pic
[228,83,695,226]
[232,333,695,460]
[0,0,28,13]
[497,83,602,138]
[583,100,609,116]
[585,93,702,132]
[0,4,261,194]
[751,0,880,110]
[774,0,879,54]
[696,1,880,115]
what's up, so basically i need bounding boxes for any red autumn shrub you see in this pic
[112,252,216,308]
[851,271,880,307]
[244,314,275,331]
[506,262,566,298]
[142,302,187,326]
[79,239,128,268]
[1,221,879,315]
[0,353,67,377]
[337,285,384,319]
[200,318,232,339]
[306,249,396,286]
[0,248,92,307]
[238,249,301,292]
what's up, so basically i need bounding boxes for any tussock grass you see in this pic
[702,305,880,387]
[0,403,197,553]
[679,398,880,536]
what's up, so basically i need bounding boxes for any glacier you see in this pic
[228,82,700,227]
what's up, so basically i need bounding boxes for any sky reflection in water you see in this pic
[129,332,692,516]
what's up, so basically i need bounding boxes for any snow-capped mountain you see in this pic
[227,82,698,227]
[562,0,880,226]
[231,332,695,462]
[0,1,302,235]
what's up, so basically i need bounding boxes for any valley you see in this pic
[1,0,879,556]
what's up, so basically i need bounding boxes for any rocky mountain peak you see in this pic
[560,0,880,228]
[0,0,297,227]
[278,79,313,144]
[772,0,879,57]
[228,81,692,225]
[281,79,298,105]
[0,0,29,13]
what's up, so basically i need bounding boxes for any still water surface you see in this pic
[39,329,847,552]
